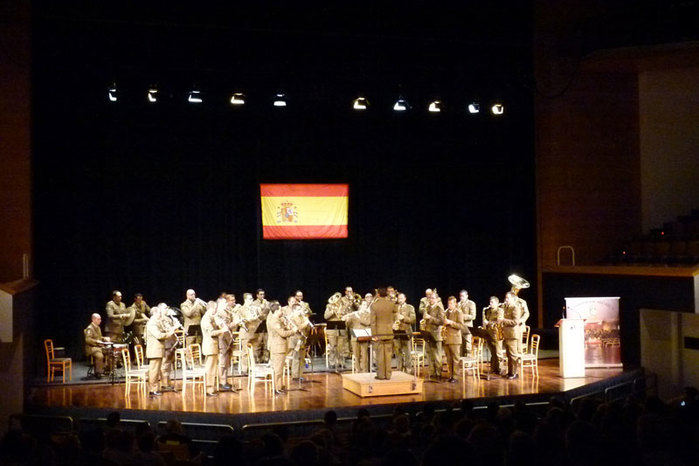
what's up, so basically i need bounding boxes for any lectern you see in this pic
[558,318,585,378]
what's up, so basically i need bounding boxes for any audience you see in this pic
[2,389,697,466]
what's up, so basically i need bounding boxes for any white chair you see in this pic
[520,334,540,377]
[247,344,275,392]
[410,337,426,377]
[284,354,294,387]
[134,344,148,370]
[121,348,148,393]
[460,336,484,379]
[230,331,244,375]
[176,348,207,394]
[521,325,531,354]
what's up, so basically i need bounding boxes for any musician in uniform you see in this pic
[443,296,466,382]
[422,293,445,379]
[284,298,313,380]
[267,301,295,393]
[387,286,398,303]
[371,287,396,380]
[254,289,271,363]
[501,291,529,379]
[458,290,476,356]
[418,289,433,317]
[84,313,108,378]
[483,296,505,375]
[294,290,312,316]
[126,293,150,348]
[239,293,263,372]
[218,294,240,390]
[180,289,206,346]
[324,292,348,369]
[145,304,177,396]
[105,290,129,343]
[393,293,416,373]
[343,295,372,372]
[201,299,228,396]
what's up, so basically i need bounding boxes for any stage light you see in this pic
[230,92,245,105]
[107,83,117,102]
[491,103,504,115]
[393,96,408,112]
[353,96,369,110]
[273,93,287,107]
[468,102,480,114]
[187,89,203,103]
[428,100,442,113]
[147,87,158,103]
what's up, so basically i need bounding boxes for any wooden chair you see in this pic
[188,343,203,367]
[230,331,244,375]
[133,344,147,370]
[410,337,426,377]
[247,344,275,392]
[176,348,207,394]
[121,348,148,393]
[460,336,484,379]
[521,325,531,353]
[520,334,540,377]
[44,339,72,383]
[284,354,294,386]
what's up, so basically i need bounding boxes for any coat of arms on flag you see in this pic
[276,202,298,223]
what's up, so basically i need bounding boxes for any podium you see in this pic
[558,319,585,378]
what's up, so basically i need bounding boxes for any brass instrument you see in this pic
[352,292,362,308]
[419,318,427,331]
[508,274,530,295]
[328,292,342,304]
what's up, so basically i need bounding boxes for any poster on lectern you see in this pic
[564,297,622,368]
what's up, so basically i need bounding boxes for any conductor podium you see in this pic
[342,371,423,397]
[341,328,424,397]
[558,318,586,378]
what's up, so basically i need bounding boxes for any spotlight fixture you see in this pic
[393,96,409,112]
[353,96,369,110]
[230,92,245,105]
[107,83,117,102]
[273,92,287,107]
[428,100,442,113]
[147,87,158,103]
[491,103,504,115]
[467,102,480,114]
[187,89,203,103]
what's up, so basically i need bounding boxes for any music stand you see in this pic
[187,324,202,339]
[418,330,442,383]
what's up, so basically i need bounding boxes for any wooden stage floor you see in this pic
[26,359,637,426]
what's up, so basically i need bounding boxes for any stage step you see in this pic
[341,371,423,397]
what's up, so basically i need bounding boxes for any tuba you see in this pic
[508,274,530,295]
[328,292,342,304]
[353,292,362,308]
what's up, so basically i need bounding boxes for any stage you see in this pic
[25,359,641,429]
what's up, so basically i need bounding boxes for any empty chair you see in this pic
[122,347,148,393]
[44,339,72,383]
[460,336,484,379]
[247,344,275,392]
[520,334,541,377]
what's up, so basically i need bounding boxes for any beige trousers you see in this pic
[375,340,393,380]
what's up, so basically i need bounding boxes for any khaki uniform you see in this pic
[297,300,312,316]
[419,297,430,317]
[238,302,263,371]
[218,304,241,382]
[324,301,350,369]
[393,303,416,372]
[458,299,476,355]
[443,307,466,379]
[145,315,173,392]
[201,310,225,392]
[371,297,396,380]
[253,298,271,363]
[180,299,206,346]
[84,322,105,375]
[514,296,530,353]
[345,306,371,373]
[502,300,529,376]
[423,302,445,378]
[483,305,505,374]
[105,300,129,342]
[126,302,150,347]
[267,311,295,390]
[285,307,313,379]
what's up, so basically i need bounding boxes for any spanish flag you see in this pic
[260,184,349,239]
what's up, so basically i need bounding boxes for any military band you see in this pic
[82,275,530,395]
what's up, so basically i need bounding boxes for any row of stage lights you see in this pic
[107,85,505,115]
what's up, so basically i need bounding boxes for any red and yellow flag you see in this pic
[260,184,349,239]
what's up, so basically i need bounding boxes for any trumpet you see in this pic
[419,318,427,331]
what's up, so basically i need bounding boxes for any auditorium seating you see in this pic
[606,209,699,266]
